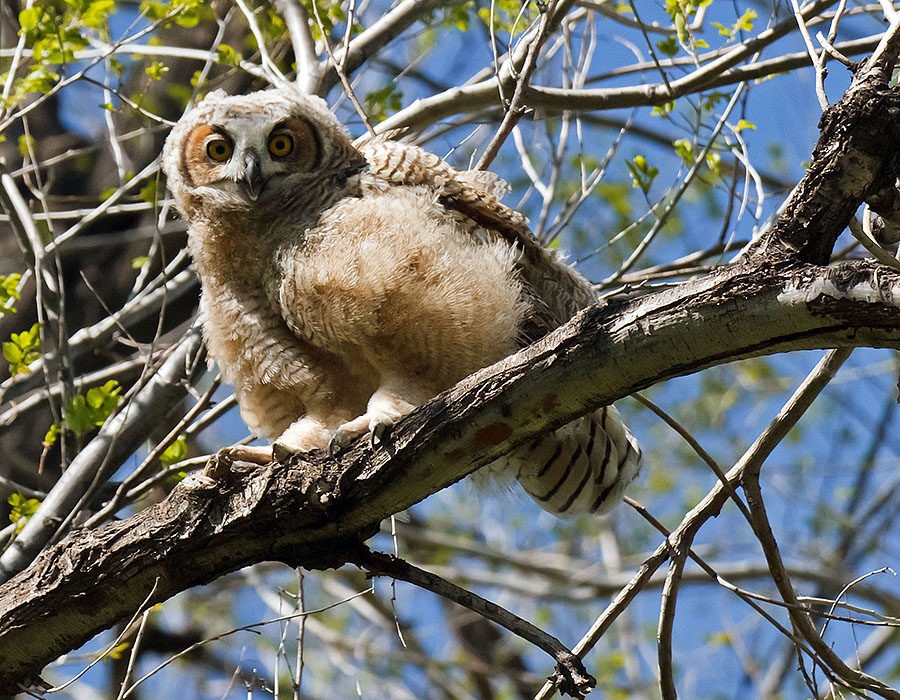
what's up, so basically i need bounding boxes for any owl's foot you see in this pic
[274,417,334,461]
[203,444,273,481]
[272,440,303,462]
[327,389,416,456]
[327,415,396,456]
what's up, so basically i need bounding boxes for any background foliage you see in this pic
[1,0,899,698]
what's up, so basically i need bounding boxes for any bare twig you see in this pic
[46,578,160,694]
[533,348,856,700]
[121,588,375,699]
[476,0,575,170]
[790,0,829,110]
[274,0,319,92]
[633,393,752,524]
[309,0,376,136]
[353,546,596,698]
[741,352,900,700]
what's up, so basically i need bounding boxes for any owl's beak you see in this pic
[240,151,265,201]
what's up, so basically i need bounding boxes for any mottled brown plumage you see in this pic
[162,88,640,515]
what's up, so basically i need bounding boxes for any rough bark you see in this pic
[0,256,898,692]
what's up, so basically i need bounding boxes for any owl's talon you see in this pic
[203,444,273,480]
[327,428,355,456]
[327,434,343,458]
[369,420,393,450]
[273,440,300,462]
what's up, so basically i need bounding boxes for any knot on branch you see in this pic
[547,655,596,698]
[749,86,900,265]
[816,83,900,173]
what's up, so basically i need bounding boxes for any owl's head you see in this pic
[162,88,367,220]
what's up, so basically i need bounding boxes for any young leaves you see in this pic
[3,323,40,376]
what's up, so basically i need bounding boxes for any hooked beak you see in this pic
[239,150,266,201]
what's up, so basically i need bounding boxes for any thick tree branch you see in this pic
[0,257,898,692]
[747,81,900,264]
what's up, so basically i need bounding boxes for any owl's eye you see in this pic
[206,138,233,162]
[268,133,294,158]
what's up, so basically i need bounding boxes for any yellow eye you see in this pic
[206,138,233,162]
[268,133,294,158]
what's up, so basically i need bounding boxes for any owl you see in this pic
[161,88,640,516]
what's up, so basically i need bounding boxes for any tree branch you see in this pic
[0,329,205,584]
[352,546,595,698]
[0,256,898,692]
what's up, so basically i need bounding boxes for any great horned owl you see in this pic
[161,88,640,516]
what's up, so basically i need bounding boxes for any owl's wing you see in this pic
[357,139,597,343]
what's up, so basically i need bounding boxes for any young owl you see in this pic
[161,88,640,516]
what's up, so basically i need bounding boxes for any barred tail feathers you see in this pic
[509,406,641,516]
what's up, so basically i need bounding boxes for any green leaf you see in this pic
[8,492,41,533]
[657,36,678,57]
[16,66,59,98]
[476,0,537,34]
[3,322,41,375]
[140,0,206,27]
[705,152,722,180]
[2,343,22,364]
[160,436,187,467]
[217,44,240,66]
[364,84,403,123]
[18,7,42,33]
[63,380,122,437]
[83,0,115,28]
[735,9,757,32]
[711,21,731,37]
[441,1,473,30]
[139,180,158,204]
[673,138,695,164]
[0,273,21,316]
[86,380,122,414]
[17,134,34,158]
[714,9,757,39]
[651,100,675,118]
[64,395,93,437]
[735,118,757,132]
[625,155,659,194]
[145,61,169,80]
[103,642,131,662]
[674,12,686,42]
[702,91,727,112]
[43,423,60,447]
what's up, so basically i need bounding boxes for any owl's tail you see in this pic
[507,406,641,516]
